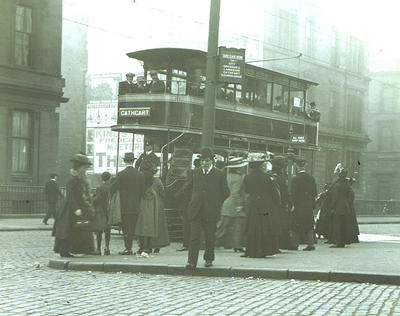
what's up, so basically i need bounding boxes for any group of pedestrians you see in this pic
[52,140,169,258]
[49,144,359,267]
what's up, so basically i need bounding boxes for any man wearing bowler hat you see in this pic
[290,158,317,251]
[111,152,145,255]
[135,139,160,171]
[185,147,230,269]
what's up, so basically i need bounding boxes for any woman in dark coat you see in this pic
[242,155,281,258]
[52,154,94,257]
[347,177,360,243]
[328,167,354,247]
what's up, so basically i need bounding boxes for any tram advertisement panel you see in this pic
[218,47,245,84]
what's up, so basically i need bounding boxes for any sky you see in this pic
[320,0,400,67]
[63,0,400,74]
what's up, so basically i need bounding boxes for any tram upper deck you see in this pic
[113,47,319,151]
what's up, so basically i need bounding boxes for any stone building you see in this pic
[365,71,400,200]
[0,0,66,185]
[248,0,371,196]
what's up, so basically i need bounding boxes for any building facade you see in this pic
[365,71,400,200]
[254,0,371,196]
[0,0,66,185]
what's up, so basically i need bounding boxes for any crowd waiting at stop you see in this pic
[50,142,359,269]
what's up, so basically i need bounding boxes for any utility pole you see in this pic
[201,0,220,148]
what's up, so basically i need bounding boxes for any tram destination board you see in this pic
[218,47,245,84]
[291,134,307,144]
[119,107,151,117]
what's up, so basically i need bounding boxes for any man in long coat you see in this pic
[110,152,145,255]
[43,173,63,225]
[185,147,230,269]
[290,159,317,251]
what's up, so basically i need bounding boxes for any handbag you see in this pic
[108,191,121,226]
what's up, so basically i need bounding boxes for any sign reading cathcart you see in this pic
[119,107,151,117]
[218,47,245,83]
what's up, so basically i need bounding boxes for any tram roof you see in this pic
[127,47,318,86]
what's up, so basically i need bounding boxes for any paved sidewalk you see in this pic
[2,216,400,285]
[1,216,400,232]
[47,238,400,286]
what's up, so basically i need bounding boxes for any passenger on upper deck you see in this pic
[136,76,149,93]
[273,96,288,113]
[148,70,166,94]
[118,72,138,95]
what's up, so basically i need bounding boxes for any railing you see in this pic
[2,185,397,218]
[0,185,66,216]
[354,199,400,216]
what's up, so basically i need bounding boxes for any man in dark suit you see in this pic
[290,159,317,251]
[118,72,137,95]
[185,147,230,269]
[110,152,145,255]
[148,70,165,93]
[135,139,160,171]
[43,173,63,225]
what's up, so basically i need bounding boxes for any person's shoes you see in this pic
[60,253,74,258]
[118,249,133,255]
[185,263,195,270]
[104,248,110,255]
[176,247,188,252]
[330,245,345,248]
[134,249,143,255]
[302,245,315,251]
[204,261,213,268]
[154,248,160,254]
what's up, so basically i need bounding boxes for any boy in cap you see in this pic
[43,173,64,225]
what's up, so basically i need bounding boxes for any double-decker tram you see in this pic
[112,47,319,209]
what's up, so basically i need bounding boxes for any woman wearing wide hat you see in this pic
[215,157,248,252]
[328,167,358,247]
[242,153,281,258]
[52,154,94,257]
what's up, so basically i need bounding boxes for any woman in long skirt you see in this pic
[135,163,158,257]
[151,175,170,252]
[242,154,281,258]
[215,157,247,252]
[52,154,94,257]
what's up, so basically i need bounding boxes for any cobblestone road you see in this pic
[1,231,400,315]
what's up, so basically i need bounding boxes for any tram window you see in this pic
[290,89,305,116]
[226,83,237,103]
[273,84,284,112]
[171,79,186,95]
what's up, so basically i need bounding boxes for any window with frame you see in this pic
[11,111,32,173]
[330,30,340,66]
[15,5,32,67]
[277,9,298,50]
[305,18,315,57]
